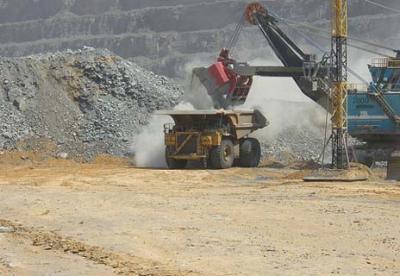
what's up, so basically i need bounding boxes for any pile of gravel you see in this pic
[248,100,330,165]
[0,47,182,160]
[260,127,327,165]
[259,124,363,166]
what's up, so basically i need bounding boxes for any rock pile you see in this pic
[0,47,182,160]
[247,99,329,165]
[260,127,327,165]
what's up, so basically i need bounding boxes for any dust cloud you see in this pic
[131,55,216,168]
[181,55,215,109]
[241,58,327,144]
[347,49,376,83]
[131,102,195,168]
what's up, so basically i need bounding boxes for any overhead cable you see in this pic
[228,13,245,54]
[285,21,392,57]
[270,9,397,53]
[361,0,400,13]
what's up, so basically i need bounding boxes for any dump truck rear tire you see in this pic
[210,139,234,169]
[355,150,374,167]
[239,138,261,167]
[165,147,187,169]
[387,151,400,181]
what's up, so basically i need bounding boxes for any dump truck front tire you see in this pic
[210,139,234,169]
[165,147,187,169]
[239,138,261,167]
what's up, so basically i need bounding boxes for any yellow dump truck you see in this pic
[158,109,268,169]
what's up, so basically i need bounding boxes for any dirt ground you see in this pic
[0,153,399,275]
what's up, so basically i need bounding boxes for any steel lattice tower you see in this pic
[331,0,349,169]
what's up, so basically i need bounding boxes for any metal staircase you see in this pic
[371,89,400,126]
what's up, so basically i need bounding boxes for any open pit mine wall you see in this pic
[0,0,399,77]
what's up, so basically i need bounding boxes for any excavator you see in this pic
[192,2,400,172]
[193,2,331,110]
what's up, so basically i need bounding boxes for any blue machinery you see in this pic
[348,58,400,165]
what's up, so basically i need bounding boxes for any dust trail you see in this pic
[131,102,195,168]
[131,56,218,168]
[243,73,324,143]
[131,55,216,168]
[181,55,215,109]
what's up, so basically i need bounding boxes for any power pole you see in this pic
[331,0,349,169]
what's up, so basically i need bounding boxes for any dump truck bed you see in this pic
[157,109,268,140]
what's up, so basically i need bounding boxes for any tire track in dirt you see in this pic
[0,219,195,276]
[0,260,12,275]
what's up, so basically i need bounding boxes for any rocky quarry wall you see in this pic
[0,0,399,77]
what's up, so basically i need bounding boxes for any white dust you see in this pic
[131,102,195,168]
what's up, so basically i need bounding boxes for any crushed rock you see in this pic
[0,47,183,160]
[260,126,326,165]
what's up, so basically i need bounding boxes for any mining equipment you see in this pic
[160,109,268,169]
[193,1,400,174]
[387,151,400,180]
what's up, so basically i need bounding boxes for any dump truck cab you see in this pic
[158,109,268,169]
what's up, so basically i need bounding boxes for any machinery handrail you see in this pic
[347,83,369,92]
[371,58,400,68]
[371,58,388,67]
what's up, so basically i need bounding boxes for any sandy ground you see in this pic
[0,155,399,275]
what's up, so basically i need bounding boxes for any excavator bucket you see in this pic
[192,66,229,109]
[192,49,253,109]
